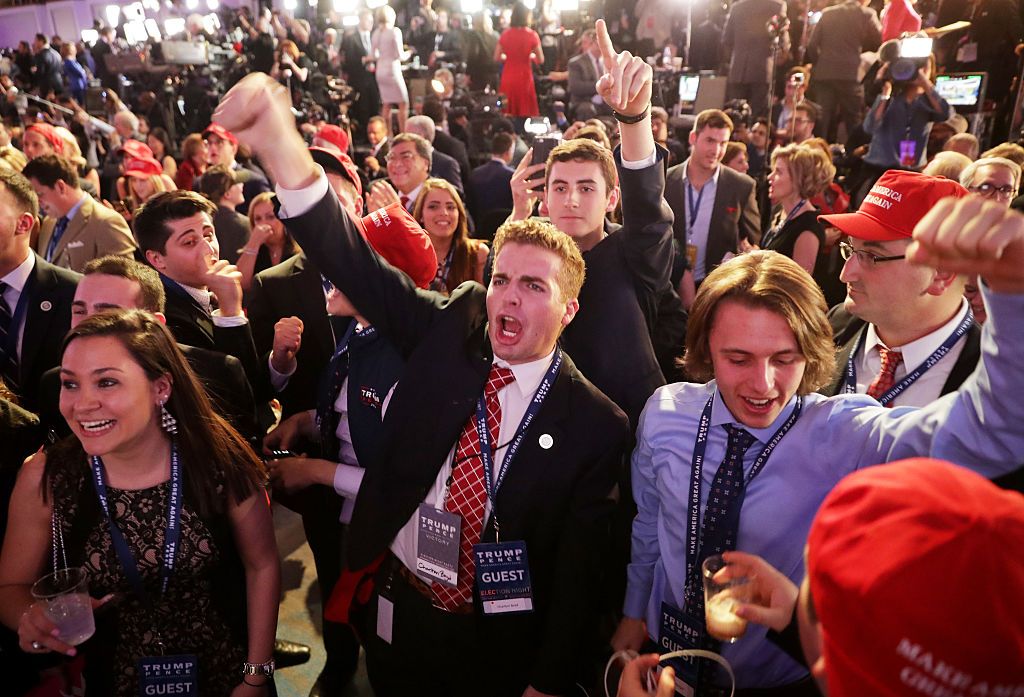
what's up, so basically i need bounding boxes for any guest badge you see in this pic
[415,503,460,587]
[137,654,199,696]
[659,602,701,697]
[473,540,534,615]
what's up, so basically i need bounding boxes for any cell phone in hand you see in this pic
[531,136,562,192]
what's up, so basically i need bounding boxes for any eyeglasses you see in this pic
[968,182,1018,200]
[384,151,419,165]
[838,241,906,266]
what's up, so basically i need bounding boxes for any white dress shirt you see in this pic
[678,159,722,282]
[854,299,971,408]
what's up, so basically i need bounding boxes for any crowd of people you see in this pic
[0,1,1021,697]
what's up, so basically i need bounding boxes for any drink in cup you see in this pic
[701,554,751,643]
[31,568,95,646]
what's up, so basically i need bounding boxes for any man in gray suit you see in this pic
[723,0,789,119]
[567,29,609,120]
[665,110,761,309]
[807,0,882,142]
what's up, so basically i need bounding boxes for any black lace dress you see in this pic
[51,461,248,696]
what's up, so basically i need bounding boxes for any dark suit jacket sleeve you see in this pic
[615,146,675,299]
[280,188,447,355]
[243,272,277,387]
[739,175,761,245]
[567,55,595,100]
[212,322,268,401]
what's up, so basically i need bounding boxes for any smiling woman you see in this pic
[412,178,488,294]
[0,310,279,697]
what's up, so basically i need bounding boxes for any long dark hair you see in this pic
[411,178,476,292]
[45,310,265,516]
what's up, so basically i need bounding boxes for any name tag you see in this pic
[686,244,698,271]
[137,654,199,696]
[659,602,701,696]
[474,540,534,615]
[415,503,461,587]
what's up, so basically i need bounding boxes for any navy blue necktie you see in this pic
[684,424,758,618]
[44,216,69,262]
[0,281,19,390]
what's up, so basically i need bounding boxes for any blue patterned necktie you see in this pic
[44,216,69,262]
[0,281,19,390]
[684,424,758,618]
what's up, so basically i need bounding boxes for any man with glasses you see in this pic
[960,156,1021,207]
[366,133,433,214]
[818,170,980,408]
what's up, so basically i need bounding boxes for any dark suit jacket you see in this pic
[723,0,789,84]
[282,185,630,696]
[429,149,464,195]
[15,254,79,412]
[567,51,600,103]
[666,162,761,281]
[246,253,336,418]
[433,130,471,188]
[213,205,252,265]
[34,46,64,94]
[159,276,264,399]
[820,305,982,398]
[468,159,515,221]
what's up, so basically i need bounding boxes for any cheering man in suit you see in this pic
[666,109,761,309]
[0,168,77,412]
[23,155,136,273]
[212,18,650,696]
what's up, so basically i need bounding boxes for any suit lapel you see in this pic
[52,199,90,264]
[291,255,335,351]
[706,170,731,278]
[827,324,866,396]
[20,257,55,384]
[941,323,982,395]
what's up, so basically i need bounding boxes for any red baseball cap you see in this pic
[819,170,969,241]
[314,124,350,155]
[808,458,1024,697]
[310,146,362,200]
[123,156,164,178]
[25,123,65,156]
[360,203,436,289]
[203,123,238,146]
[117,139,154,160]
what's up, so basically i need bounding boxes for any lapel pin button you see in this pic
[40,301,52,312]
[539,434,553,450]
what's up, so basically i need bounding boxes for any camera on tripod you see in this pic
[878,35,934,84]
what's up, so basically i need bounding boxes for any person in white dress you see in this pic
[372,5,410,135]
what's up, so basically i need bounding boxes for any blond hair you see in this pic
[770,143,836,199]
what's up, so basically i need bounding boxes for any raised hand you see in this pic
[721,550,799,632]
[594,19,652,117]
[270,316,303,375]
[509,147,547,221]
[203,259,244,317]
[909,195,1024,294]
[366,179,402,212]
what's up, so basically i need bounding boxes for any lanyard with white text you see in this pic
[90,443,182,601]
[843,309,974,406]
[686,181,706,230]
[475,350,562,537]
[762,199,806,249]
[684,391,803,590]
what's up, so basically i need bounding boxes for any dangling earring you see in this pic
[159,398,178,435]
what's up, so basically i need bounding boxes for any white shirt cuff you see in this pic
[333,463,366,499]
[268,352,296,392]
[276,166,330,219]
[211,311,248,327]
[620,148,658,170]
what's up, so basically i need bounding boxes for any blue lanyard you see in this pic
[90,443,182,601]
[331,319,367,359]
[686,181,706,230]
[762,199,806,249]
[684,391,803,590]
[843,309,974,406]
[475,350,562,518]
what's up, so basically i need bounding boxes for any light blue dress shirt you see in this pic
[625,288,1024,689]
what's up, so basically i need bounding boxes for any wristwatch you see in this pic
[242,659,275,677]
[612,105,651,124]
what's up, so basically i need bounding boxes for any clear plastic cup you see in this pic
[31,567,95,646]
[701,554,751,643]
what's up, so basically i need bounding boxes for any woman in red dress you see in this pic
[494,2,544,119]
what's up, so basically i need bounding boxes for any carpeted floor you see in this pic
[273,504,373,697]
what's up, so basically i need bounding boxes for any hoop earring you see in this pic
[159,399,178,435]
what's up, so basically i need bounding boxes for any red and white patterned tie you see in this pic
[400,194,410,210]
[431,365,515,610]
[867,346,903,406]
